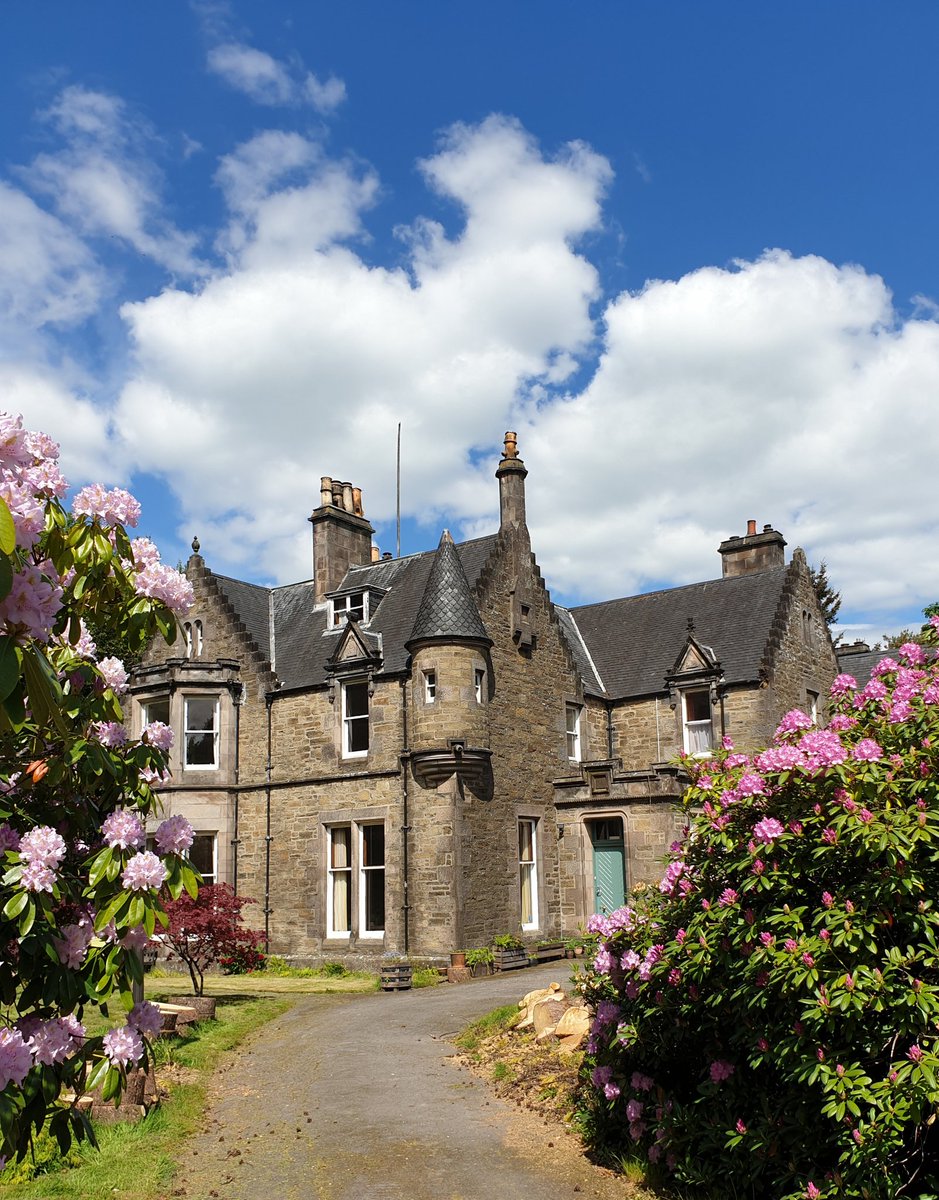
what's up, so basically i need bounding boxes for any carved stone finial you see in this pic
[503,431,519,460]
[192,536,201,554]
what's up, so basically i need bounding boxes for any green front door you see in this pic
[589,819,626,914]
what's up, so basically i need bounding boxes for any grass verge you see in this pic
[144,969,378,996]
[0,995,292,1199]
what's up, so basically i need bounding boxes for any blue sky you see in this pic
[2,2,938,642]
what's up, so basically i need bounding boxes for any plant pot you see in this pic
[167,994,218,1022]
[470,961,492,978]
[450,951,467,969]
[380,963,413,991]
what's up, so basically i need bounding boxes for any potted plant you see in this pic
[379,955,413,991]
[449,950,467,969]
[162,883,264,1019]
[491,933,528,972]
[465,946,494,977]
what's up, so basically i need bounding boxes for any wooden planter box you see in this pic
[380,963,413,991]
[534,943,565,962]
[493,947,529,972]
[469,961,493,978]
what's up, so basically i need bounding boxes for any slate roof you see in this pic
[407,531,491,646]
[212,534,500,691]
[570,566,791,700]
[205,535,795,701]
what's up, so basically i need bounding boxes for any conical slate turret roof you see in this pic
[407,530,491,646]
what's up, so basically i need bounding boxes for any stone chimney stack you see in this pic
[309,476,375,602]
[495,431,528,531]
[718,520,787,578]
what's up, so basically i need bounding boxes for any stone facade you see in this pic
[133,434,838,964]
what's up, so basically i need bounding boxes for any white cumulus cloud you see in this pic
[207,41,346,114]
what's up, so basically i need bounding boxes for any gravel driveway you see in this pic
[170,963,630,1200]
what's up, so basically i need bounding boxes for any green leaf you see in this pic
[0,636,19,704]
[127,893,145,928]
[85,1056,110,1093]
[2,889,28,920]
[18,897,36,936]
[0,555,12,604]
[0,498,15,555]
[21,644,67,735]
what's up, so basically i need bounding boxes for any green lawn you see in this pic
[0,995,292,1199]
[143,968,379,996]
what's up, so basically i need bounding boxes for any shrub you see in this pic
[578,637,939,1199]
[218,940,266,975]
[0,412,196,1163]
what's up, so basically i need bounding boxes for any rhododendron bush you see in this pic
[578,636,939,1199]
[0,413,198,1165]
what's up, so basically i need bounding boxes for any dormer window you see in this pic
[682,689,713,756]
[331,591,367,627]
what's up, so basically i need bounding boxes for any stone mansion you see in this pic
[131,434,837,962]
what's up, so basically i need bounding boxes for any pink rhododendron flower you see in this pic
[0,1028,33,1089]
[784,938,798,953]
[72,484,141,528]
[54,917,94,969]
[29,1017,82,1065]
[756,744,807,771]
[752,817,784,844]
[871,657,899,678]
[860,678,887,702]
[852,738,882,761]
[97,656,129,694]
[102,1025,143,1068]
[142,721,174,751]
[0,562,63,643]
[129,536,162,570]
[709,1059,734,1082]
[93,721,127,748]
[19,825,66,869]
[133,562,194,616]
[101,810,145,850]
[830,673,857,697]
[806,1183,821,1199]
[626,1098,644,1121]
[735,772,766,796]
[154,814,194,854]
[0,823,20,853]
[659,859,685,895]
[797,730,846,770]
[120,925,151,952]
[719,888,738,907]
[128,1001,163,1039]
[121,851,167,891]
[898,642,926,666]
[775,709,814,738]
[889,700,913,724]
[827,714,857,732]
[21,861,56,892]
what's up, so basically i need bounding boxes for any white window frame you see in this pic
[681,689,713,756]
[331,592,368,627]
[184,695,220,770]
[142,695,170,730]
[518,818,539,931]
[341,680,370,759]
[423,670,437,704]
[358,823,385,939]
[565,703,583,762]
[474,667,485,704]
[326,825,352,938]
[807,689,819,725]
[188,832,217,885]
